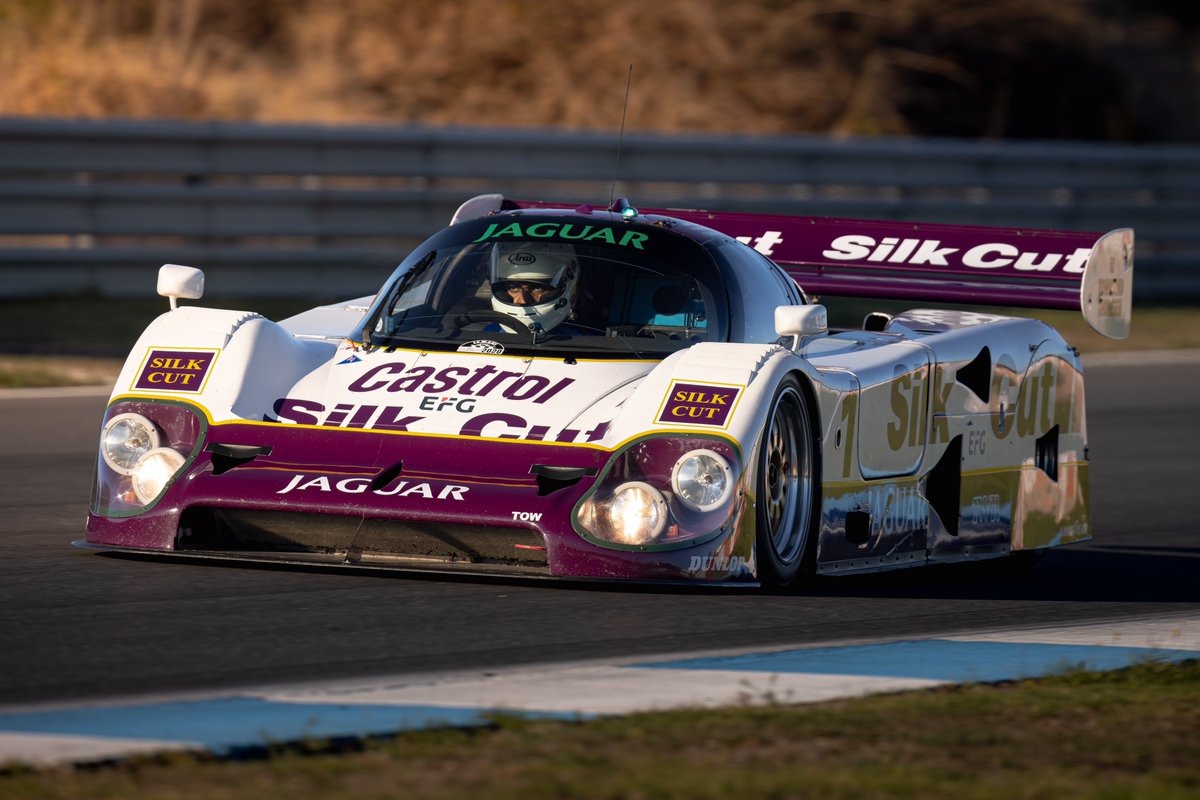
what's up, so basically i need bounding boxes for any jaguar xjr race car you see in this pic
[82,194,1134,586]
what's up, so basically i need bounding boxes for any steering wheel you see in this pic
[443,309,533,334]
[635,326,672,340]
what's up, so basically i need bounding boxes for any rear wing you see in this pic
[454,196,1134,339]
[649,208,1133,339]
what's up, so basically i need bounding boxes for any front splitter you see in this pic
[71,541,759,589]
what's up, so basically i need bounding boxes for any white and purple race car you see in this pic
[82,195,1134,586]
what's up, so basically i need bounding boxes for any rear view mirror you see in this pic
[775,304,827,350]
[157,264,205,310]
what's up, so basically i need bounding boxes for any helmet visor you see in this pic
[492,279,567,307]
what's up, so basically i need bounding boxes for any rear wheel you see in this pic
[755,376,819,588]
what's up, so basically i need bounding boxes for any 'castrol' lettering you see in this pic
[822,235,1092,273]
[347,362,573,403]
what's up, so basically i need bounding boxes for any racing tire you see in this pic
[755,375,820,588]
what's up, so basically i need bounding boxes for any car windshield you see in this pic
[364,218,726,359]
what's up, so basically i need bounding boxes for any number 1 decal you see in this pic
[839,394,857,479]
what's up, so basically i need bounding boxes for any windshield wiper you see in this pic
[535,322,648,359]
[361,251,438,348]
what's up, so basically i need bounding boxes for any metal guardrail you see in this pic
[1,117,1197,299]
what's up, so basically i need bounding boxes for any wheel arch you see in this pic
[787,367,824,566]
[751,368,823,587]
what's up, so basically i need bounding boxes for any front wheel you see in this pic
[755,376,819,588]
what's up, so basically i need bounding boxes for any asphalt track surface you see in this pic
[2,357,1197,707]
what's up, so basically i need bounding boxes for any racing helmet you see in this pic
[489,243,579,332]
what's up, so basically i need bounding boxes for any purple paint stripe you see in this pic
[781,270,1080,310]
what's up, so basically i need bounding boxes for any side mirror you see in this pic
[157,264,205,310]
[775,304,827,350]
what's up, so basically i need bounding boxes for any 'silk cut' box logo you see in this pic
[656,380,743,427]
[134,348,219,393]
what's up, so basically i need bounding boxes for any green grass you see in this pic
[3,660,1198,799]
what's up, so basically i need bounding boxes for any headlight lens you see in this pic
[132,447,186,504]
[92,401,204,515]
[573,436,744,551]
[607,481,668,545]
[672,449,733,512]
[102,413,161,475]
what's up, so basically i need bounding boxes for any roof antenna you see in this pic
[608,64,633,212]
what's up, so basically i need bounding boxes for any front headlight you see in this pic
[607,482,668,545]
[132,447,186,504]
[574,436,744,550]
[92,400,204,516]
[102,413,161,474]
[672,449,733,512]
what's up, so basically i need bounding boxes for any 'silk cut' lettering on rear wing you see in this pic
[455,196,1135,340]
[642,208,1134,340]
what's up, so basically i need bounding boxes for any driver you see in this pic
[489,242,582,334]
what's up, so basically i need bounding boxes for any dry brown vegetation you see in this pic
[1,0,1197,139]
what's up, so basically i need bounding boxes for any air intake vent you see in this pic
[955,347,991,403]
[925,435,962,537]
[531,464,598,496]
[1035,425,1059,481]
[205,443,272,476]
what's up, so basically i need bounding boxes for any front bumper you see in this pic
[86,401,756,584]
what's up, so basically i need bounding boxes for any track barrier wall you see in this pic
[1,117,1197,299]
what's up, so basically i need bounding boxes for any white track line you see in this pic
[0,732,196,767]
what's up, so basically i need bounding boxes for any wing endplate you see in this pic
[1080,228,1134,339]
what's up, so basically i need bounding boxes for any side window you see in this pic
[390,278,431,313]
[607,273,708,330]
[711,240,801,344]
[757,251,804,305]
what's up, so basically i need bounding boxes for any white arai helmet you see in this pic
[489,243,579,332]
